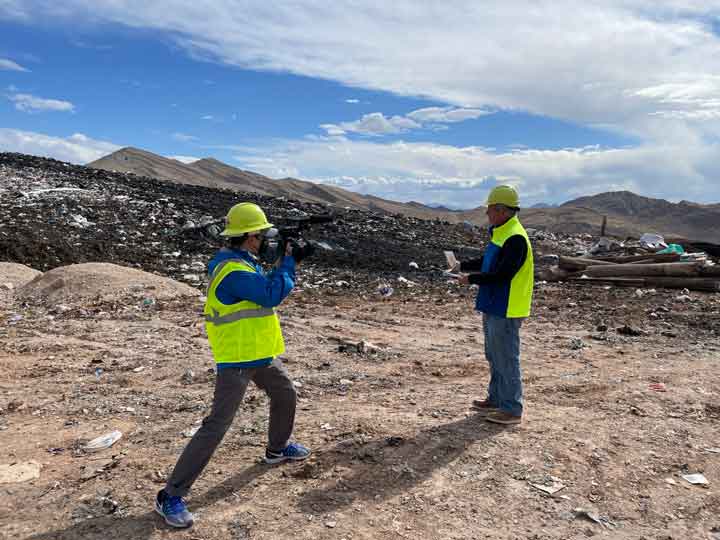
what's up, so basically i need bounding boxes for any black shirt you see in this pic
[460,235,528,285]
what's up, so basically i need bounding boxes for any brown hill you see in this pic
[88,148,720,242]
[550,191,720,242]
[88,147,455,220]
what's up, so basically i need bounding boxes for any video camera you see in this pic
[259,213,334,265]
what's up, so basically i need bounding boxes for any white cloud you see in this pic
[321,112,420,136]
[324,106,493,137]
[630,76,720,120]
[8,93,75,113]
[168,155,200,163]
[407,106,491,123]
[6,1,720,136]
[231,136,720,207]
[201,115,214,120]
[345,98,359,104]
[172,132,197,142]
[0,58,28,71]
[4,1,720,202]
[0,128,120,163]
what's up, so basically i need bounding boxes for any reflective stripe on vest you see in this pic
[205,307,276,325]
[204,258,285,364]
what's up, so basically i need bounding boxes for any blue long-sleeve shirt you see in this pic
[208,248,295,369]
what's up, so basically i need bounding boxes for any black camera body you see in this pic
[259,214,333,265]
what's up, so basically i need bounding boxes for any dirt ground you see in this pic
[1,277,719,540]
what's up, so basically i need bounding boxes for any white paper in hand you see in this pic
[444,251,458,270]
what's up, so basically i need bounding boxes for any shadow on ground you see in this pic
[26,463,269,540]
[297,413,501,514]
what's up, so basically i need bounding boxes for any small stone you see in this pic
[181,369,195,383]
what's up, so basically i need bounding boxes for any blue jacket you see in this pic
[208,248,296,369]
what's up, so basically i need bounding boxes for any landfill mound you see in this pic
[0,152,481,290]
[17,262,201,306]
[0,262,42,288]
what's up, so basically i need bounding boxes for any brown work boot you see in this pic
[471,399,498,417]
[485,411,522,425]
[472,399,496,409]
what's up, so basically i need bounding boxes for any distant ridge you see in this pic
[88,148,720,242]
[88,147,459,220]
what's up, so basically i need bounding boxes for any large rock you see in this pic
[18,262,201,305]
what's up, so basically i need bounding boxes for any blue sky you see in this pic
[2,2,720,207]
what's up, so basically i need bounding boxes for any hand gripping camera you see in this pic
[259,213,334,265]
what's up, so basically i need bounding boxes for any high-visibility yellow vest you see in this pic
[477,215,534,318]
[204,259,285,365]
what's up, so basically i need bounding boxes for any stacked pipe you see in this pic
[541,252,720,292]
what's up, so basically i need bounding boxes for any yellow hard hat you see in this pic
[486,185,520,208]
[220,202,273,237]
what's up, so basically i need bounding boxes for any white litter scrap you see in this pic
[529,476,566,495]
[639,233,667,250]
[83,430,123,453]
[573,508,614,528]
[0,461,41,484]
[682,473,709,485]
[22,187,90,197]
[183,426,200,438]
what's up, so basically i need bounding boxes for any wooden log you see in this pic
[568,276,720,292]
[699,266,720,277]
[592,253,681,264]
[642,277,720,292]
[558,256,617,271]
[538,266,572,282]
[581,262,701,278]
[571,277,645,286]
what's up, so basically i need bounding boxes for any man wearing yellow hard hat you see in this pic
[155,202,310,528]
[456,185,534,425]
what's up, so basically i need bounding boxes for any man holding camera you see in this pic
[456,185,534,426]
[155,202,310,528]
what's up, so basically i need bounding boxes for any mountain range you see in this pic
[88,148,720,242]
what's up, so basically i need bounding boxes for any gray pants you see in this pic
[165,358,296,497]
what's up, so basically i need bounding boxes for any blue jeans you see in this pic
[483,313,524,417]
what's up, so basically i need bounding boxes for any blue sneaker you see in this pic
[155,489,194,528]
[264,442,311,464]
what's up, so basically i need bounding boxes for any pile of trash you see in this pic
[0,153,482,291]
[539,233,720,292]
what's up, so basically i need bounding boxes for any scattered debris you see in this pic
[529,476,566,495]
[181,369,195,384]
[183,426,201,438]
[617,325,643,337]
[682,473,709,485]
[573,508,614,528]
[378,284,394,297]
[83,430,123,453]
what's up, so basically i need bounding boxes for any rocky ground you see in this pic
[1,153,719,540]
